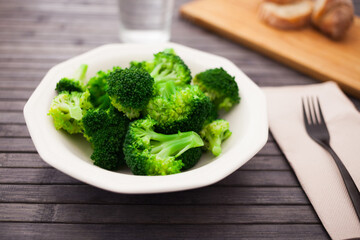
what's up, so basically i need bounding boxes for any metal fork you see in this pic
[302,97,360,220]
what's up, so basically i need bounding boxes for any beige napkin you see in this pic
[262,82,360,240]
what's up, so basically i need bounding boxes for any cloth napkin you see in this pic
[262,82,360,240]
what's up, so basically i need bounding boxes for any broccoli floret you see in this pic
[204,102,219,126]
[200,119,232,156]
[178,147,202,171]
[48,90,93,134]
[193,68,240,111]
[82,106,130,170]
[131,48,191,86]
[123,118,204,175]
[87,71,110,109]
[147,85,212,134]
[107,67,154,119]
[55,64,88,93]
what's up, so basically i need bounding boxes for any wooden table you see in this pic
[0,0,359,239]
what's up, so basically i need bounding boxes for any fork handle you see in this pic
[318,141,360,220]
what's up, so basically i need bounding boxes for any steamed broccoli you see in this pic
[87,70,110,109]
[48,90,93,134]
[200,119,232,156]
[123,118,204,175]
[107,67,154,119]
[179,147,202,171]
[193,68,240,111]
[131,48,191,86]
[204,102,219,126]
[146,85,212,134]
[82,106,130,170]
[55,64,88,93]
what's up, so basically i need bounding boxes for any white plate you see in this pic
[24,43,268,194]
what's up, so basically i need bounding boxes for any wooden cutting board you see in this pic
[180,0,360,98]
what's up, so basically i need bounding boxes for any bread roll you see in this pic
[312,0,354,39]
[263,0,300,4]
[259,1,314,30]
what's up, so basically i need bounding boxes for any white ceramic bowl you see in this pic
[24,43,268,194]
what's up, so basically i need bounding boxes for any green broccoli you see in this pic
[146,85,212,134]
[55,64,88,93]
[193,68,240,111]
[131,48,191,86]
[87,70,109,109]
[107,67,154,119]
[123,118,204,176]
[48,90,93,134]
[204,102,219,126]
[178,147,202,171]
[200,119,232,156]
[82,106,130,170]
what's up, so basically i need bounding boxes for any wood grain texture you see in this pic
[0,203,319,223]
[0,223,329,240]
[0,168,299,186]
[180,0,360,98]
[2,0,359,239]
[0,185,307,204]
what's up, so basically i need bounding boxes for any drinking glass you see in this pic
[117,0,174,43]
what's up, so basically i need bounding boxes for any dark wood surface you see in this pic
[0,0,359,239]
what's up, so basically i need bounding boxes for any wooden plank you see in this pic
[0,125,30,137]
[0,11,117,20]
[0,168,298,186]
[0,203,319,223]
[0,3,117,15]
[0,81,39,89]
[0,101,25,111]
[0,138,36,152]
[0,185,308,205]
[218,170,298,186]
[257,142,281,155]
[0,113,25,124]
[0,52,82,61]
[0,71,47,79]
[241,156,289,170]
[0,153,49,168]
[180,0,360,98]
[0,37,256,50]
[0,89,33,100]
[0,62,54,71]
[0,223,329,240]
[0,0,115,3]
[0,168,79,184]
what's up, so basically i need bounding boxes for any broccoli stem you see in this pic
[207,130,232,157]
[155,80,177,99]
[208,136,223,157]
[148,131,203,159]
[150,64,178,83]
[73,64,88,83]
[149,63,163,78]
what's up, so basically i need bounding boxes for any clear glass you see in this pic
[117,0,174,43]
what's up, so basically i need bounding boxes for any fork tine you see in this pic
[310,96,320,125]
[316,97,330,134]
[306,96,314,125]
[316,97,325,124]
[302,98,308,124]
